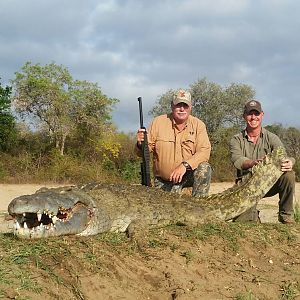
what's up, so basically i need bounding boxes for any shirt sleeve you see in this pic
[229,135,248,170]
[134,118,157,158]
[146,120,156,153]
[268,132,285,150]
[185,121,211,170]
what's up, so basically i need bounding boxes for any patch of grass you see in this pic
[95,232,128,246]
[294,203,300,223]
[84,252,99,266]
[234,289,255,300]
[148,239,164,248]
[164,222,250,252]
[165,221,299,255]
[281,281,300,299]
[170,243,180,252]
[190,223,248,252]
[0,234,80,298]
[0,235,46,295]
[273,224,297,243]
[242,223,298,249]
[0,266,12,285]
[191,223,223,239]
[18,270,43,294]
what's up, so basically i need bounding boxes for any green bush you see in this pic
[293,159,300,182]
[119,161,140,182]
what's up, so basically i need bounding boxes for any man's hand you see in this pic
[169,164,187,183]
[281,159,293,172]
[243,158,263,170]
[136,128,145,147]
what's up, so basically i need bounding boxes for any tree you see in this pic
[284,127,300,158]
[222,83,255,128]
[265,124,300,157]
[265,124,300,181]
[13,62,118,155]
[190,78,225,135]
[209,126,238,181]
[149,89,175,117]
[0,80,17,151]
[190,78,255,135]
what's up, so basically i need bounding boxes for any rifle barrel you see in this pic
[137,96,151,187]
[138,97,144,128]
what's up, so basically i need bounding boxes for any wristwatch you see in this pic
[182,161,191,169]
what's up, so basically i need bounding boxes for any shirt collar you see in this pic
[244,127,264,138]
[171,115,190,129]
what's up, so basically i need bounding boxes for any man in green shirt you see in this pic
[229,100,295,224]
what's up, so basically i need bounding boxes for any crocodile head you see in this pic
[8,187,95,239]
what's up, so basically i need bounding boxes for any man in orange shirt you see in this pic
[136,89,212,197]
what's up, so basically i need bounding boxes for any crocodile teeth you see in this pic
[52,216,58,224]
[15,221,20,230]
[37,213,42,222]
[23,213,26,216]
[24,222,28,229]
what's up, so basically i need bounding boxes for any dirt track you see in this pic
[0,183,63,211]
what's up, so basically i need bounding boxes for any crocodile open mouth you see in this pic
[7,185,100,238]
[10,202,94,238]
[13,207,72,232]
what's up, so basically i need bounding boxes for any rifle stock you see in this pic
[138,97,151,186]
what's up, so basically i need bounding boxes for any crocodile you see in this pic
[7,147,285,239]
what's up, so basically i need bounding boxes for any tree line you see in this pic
[0,62,299,183]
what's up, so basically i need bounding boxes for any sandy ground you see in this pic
[0,183,64,211]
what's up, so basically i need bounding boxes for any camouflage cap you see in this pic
[244,100,262,114]
[172,89,192,106]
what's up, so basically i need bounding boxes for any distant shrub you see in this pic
[119,161,140,182]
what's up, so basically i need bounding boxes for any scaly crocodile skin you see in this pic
[8,148,285,238]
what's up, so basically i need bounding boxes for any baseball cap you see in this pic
[244,100,262,114]
[172,89,192,106]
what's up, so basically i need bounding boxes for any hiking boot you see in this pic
[278,214,295,224]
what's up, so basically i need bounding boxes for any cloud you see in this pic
[0,0,299,132]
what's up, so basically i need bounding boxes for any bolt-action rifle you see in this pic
[138,97,151,186]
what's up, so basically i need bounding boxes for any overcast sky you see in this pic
[1,0,299,132]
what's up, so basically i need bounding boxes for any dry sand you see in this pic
[0,183,64,211]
